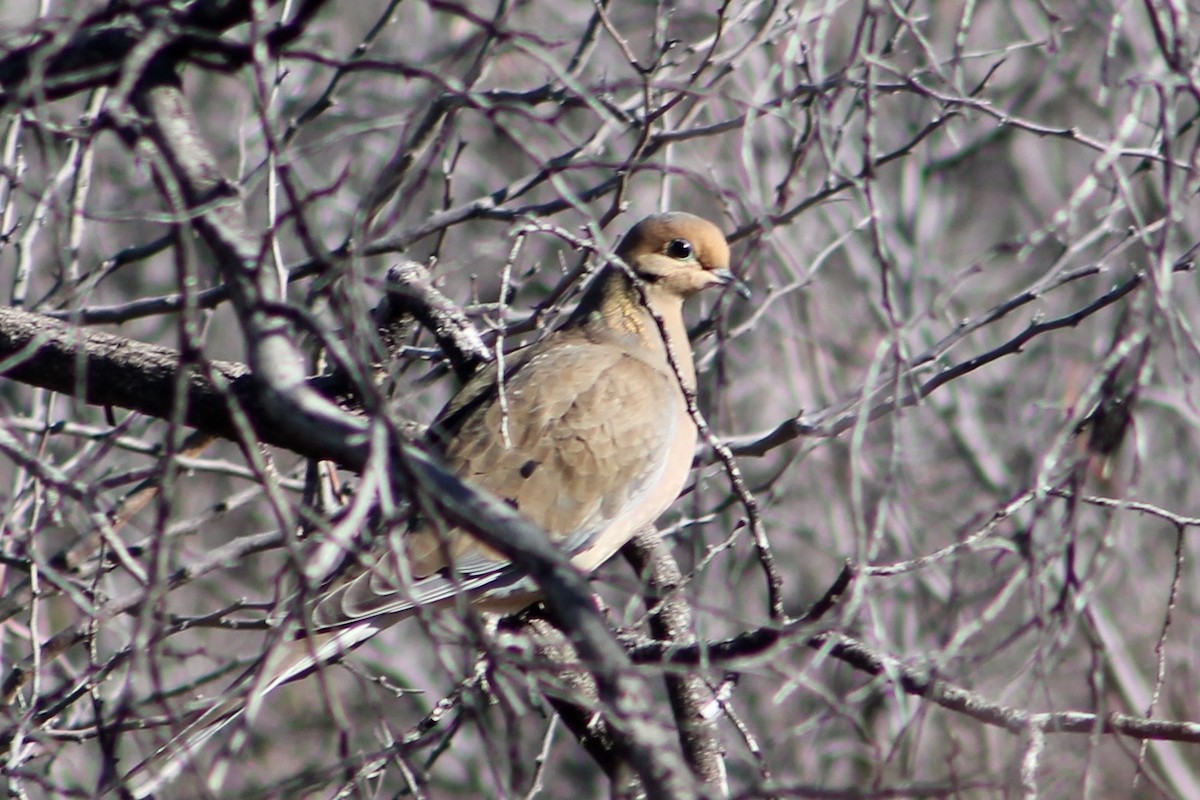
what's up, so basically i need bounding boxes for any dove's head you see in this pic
[616,212,735,297]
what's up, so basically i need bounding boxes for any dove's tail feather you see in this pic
[117,623,379,798]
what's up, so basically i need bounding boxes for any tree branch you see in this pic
[624,527,727,790]
[0,0,327,107]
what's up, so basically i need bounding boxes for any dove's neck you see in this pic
[574,266,696,389]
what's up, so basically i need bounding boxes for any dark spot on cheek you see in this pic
[519,459,540,478]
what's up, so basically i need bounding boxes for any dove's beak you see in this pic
[711,268,752,300]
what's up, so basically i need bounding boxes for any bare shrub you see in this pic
[2,2,1199,798]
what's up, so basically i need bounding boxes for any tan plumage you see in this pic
[122,212,733,796]
[318,212,733,624]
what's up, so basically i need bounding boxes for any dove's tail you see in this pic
[116,624,379,798]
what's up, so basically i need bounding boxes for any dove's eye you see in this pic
[665,239,694,260]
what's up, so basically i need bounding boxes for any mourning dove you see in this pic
[124,212,733,795]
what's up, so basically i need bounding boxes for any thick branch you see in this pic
[0,0,325,107]
[0,306,348,461]
[377,261,492,381]
[624,528,727,790]
[513,615,641,797]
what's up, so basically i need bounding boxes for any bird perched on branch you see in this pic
[124,212,734,796]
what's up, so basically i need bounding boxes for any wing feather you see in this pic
[312,336,678,628]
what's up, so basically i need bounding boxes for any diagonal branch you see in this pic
[729,250,1196,457]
